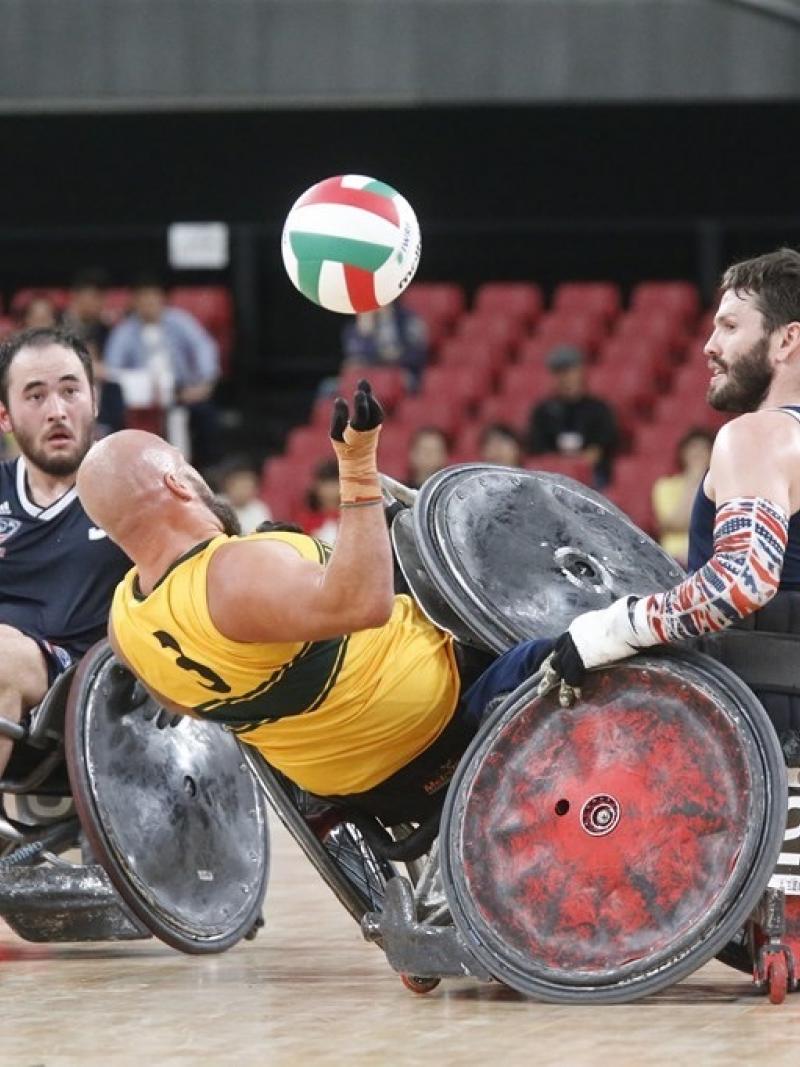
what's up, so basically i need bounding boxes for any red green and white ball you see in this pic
[281,174,421,314]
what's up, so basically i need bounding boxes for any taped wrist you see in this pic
[634,496,788,643]
[331,424,382,504]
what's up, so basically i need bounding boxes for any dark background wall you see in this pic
[2,101,799,379]
[0,0,798,108]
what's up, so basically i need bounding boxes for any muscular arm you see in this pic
[206,505,395,643]
[206,381,395,644]
[561,412,797,678]
[633,412,794,642]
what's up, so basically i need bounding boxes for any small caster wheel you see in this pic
[244,914,265,941]
[767,955,789,1005]
[400,974,440,995]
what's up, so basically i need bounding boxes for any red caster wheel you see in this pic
[400,974,440,995]
[767,955,789,1005]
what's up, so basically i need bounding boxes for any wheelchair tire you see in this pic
[440,648,786,1003]
[242,750,396,925]
[65,642,270,955]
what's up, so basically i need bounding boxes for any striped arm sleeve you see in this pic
[632,497,788,644]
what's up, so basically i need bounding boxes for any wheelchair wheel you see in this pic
[242,751,397,924]
[65,642,270,954]
[439,649,786,1003]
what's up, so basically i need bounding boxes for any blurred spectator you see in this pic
[89,342,127,438]
[295,459,341,544]
[216,457,272,534]
[408,426,450,489]
[341,305,428,389]
[526,345,618,487]
[104,274,221,467]
[63,268,111,350]
[22,294,59,330]
[652,427,715,567]
[479,422,522,467]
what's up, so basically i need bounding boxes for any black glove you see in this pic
[330,379,384,441]
[549,632,588,688]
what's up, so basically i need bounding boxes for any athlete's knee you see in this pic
[0,625,49,702]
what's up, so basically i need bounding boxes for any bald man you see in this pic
[77,382,552,825]
[0,327,130,779]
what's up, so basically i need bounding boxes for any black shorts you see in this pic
[26,634,75,687]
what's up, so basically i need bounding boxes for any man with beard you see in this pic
[0,328,130,779]
[542,247,800,730]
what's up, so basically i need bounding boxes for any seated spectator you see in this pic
[62,268,111,351]
[341,304,428,389]
[89,342,127,437]
[216,457,273,534]
[479,422,522,467]
[104,274,221,467]
[526,345,618,488]
[295,459,341,544]
[408,426,450,489]
[652,427,715,567]
[21,294,59,330]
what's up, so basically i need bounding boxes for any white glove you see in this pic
[538,595,657,706]
[568,594,656,670]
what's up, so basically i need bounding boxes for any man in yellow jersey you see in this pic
[76,382,553,824]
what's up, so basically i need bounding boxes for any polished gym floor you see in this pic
[2,819,799,1067]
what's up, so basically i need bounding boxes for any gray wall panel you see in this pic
[0,0,797,109]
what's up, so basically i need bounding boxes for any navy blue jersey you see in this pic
[0,458,130,656]
[688,406,800,589]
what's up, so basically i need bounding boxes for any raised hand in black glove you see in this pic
[330,378,384,441]
[330,379,384,505]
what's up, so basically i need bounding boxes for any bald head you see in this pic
[77,431,239,558]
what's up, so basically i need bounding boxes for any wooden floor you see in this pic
[2,820,799,1067]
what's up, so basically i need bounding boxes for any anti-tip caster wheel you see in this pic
[400,974,440,995]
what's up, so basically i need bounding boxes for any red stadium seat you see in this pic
[125,406,165,435]
[695,308,716,343]
[630,281,701,325]
[0,316,16,340]
[260,456,307,520]
[284,426,330,472]
[379,422,414,456]
[336,366,408,411]
[605,455,671,534]
[10,287,69,318]
[597,336,673,388]
[590,357,664,417]
[631,420,690,464]
[401,282,465,324]
[419,363,493,409]
[611,311,690,359]
[453,422,484,460]
[553,282,622,325]
[473,283,544,329]
[170,285,233,333]
[524,454,593,485]
[456,312,525,354]
[170,286,234,370]
[479,393,533,437]
[438,337,510,378]
[496,363,549,407]
[401,283,465,349]
[533,311,607,360]
[393,394,462,439]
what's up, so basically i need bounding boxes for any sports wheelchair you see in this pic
[0,466,793,1003]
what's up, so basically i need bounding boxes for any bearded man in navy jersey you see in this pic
[543,248,800,746]
[0,327,130,777]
